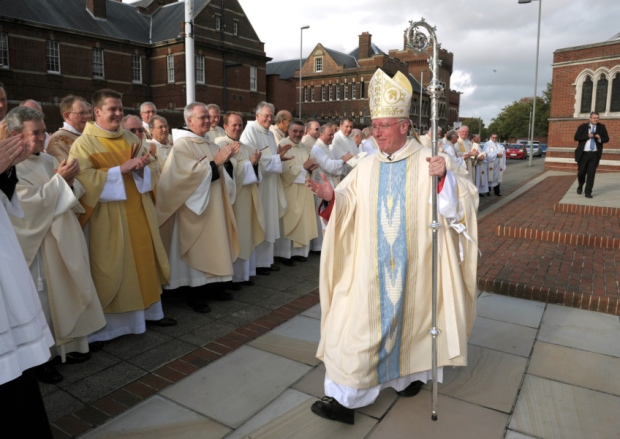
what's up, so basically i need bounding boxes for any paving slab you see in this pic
[63,362,147,404]
[80,396,230,439]
[368,389,508,439]
[160,345,311,428]
[528,341,620,396]
[538,304,620,357]
[468,316,538,357]
[509,375,620,439]
[477,292,545,328]
[300,303,321,320]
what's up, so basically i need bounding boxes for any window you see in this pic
[196,55,205,84]
[233,20,239,36]
[311,86,315,102]
[321,85,325,101]
[250,66,257,92]
[336,84,340,100]
[611,74,620,112]
[92,48,104,79]
[315,57,323,73]
[167,54,174,83]
[344,83,348,100]
[304,86,308,102]
[132,54,141,83]
[352,83,356,100]
[46,40,60,73]
[595,75,608,113]
[580,76,593,114]
[328,85,333,101]
[215,15,221,31]
[0,33,8,68]
[359,82,364,99]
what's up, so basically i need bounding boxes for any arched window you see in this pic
[580,76,593,114]
[610,73,620,112]
[595,75,608,113]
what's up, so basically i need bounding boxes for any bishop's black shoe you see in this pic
[396,380,424,397]
[311,397,354,425]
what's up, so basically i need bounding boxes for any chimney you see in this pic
[86,0,107,19]
[358,32,372,59]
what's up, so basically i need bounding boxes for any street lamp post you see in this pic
[299,25,310,118]
[419,70,426,132]
[519,0,542,167]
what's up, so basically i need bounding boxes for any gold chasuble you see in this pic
[317,139,479,389]
[215,136,265,260]
[157,133,239,278]
[279,138,318,247]
[69,122,169,314]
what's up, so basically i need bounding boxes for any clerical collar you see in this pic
[95,123,119,134]
[381,143,407,161]
[226,135,240,142]
[62,121,82,135]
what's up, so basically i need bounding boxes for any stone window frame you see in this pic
[46,40,60,74]
[314,56,323,73]
[574,66,620,117]
[167,54,175,84]
[131,54,142,83]
[195,54,205,84]
[250,65,257,92]
[0,33,9,69]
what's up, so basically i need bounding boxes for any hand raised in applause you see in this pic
[120,154,150,175]
[341,152,354,163]
[213,142,237,166]
[250,149,261,166]
[56,158,80,187]
[305,172,333,202]
[0,135,26,173]
[277,143,294,161]
[303,157,319,172]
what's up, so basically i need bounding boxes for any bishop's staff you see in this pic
[405,18,443,422]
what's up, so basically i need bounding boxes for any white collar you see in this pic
[62,122,82,135]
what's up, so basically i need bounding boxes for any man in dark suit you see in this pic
[574,111,609,198]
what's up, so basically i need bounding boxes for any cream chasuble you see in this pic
[11,154,106,353]
[279,138,318,248]
[206,126,226,144]
[215,135,265,260]
[317,138,478,390]
[158,130,239,286]
[47,128,79,163]
[69,122,169,314]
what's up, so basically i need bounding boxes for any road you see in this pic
[477,154,548,210]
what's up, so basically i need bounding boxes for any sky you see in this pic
[237,0,620,126]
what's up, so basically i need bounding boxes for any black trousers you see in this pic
[577,152,599,195]
[0,368,53,438]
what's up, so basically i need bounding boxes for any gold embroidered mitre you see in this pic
[368,69,412,119]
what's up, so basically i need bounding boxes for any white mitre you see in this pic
[368,68,412,119]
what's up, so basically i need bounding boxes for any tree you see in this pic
[488,82,551,142]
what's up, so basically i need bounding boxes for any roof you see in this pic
[266,59,304,79]
[348,42,386,60]
[0,0,211,45]
[610,32,620,41]
[407,73,424,95]
[324,47,359,68]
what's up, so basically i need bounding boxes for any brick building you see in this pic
[0,0,269,129]
[266,32,460,132]
[545,34,620,172]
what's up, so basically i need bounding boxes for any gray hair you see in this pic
[319,124,333,134]
[121,114,142,127]
[183,102,208,126]
[149,115,168,129]
[255,101,275,116]
[140,101,156,112]
[361,127,372,139]
[274,110,292,124]
[351,128,362,138]
[6,106,44,133]
[446,130,458,141]
[305,120,319,131]
[206,103,221,113]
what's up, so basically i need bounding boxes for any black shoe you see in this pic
[291,256,308,262]
[396,380,424,397]
[243,280,255,286]
[256,267,271,275]
[311,397,354,425]
[279,258,295,266]
[585,194,593,198]
[577,186,583,195]
[226,282,242,291]
[64,352,91,364]
[213,290,234,301]
[89,341,105,352]
[269,264,281,272]
[146,317,178,327]
[188,301,211,313]
[36,362,63,384]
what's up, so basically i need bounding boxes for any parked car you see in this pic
[517,140,542,157]
[540,143,547,154]
[506,144,526,160]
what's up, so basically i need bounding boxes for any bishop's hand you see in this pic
[305,172,333,202]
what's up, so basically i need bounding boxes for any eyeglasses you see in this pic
[190,115,210,121]
[70,111,91,117]
[371,120,403,132]
[128,128,144,134]
[258,113,273,119]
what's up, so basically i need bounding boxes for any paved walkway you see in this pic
[46,171,620,439]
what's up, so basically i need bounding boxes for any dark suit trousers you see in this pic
[577,151,599,195]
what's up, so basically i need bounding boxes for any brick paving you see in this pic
[477,175,620,315]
